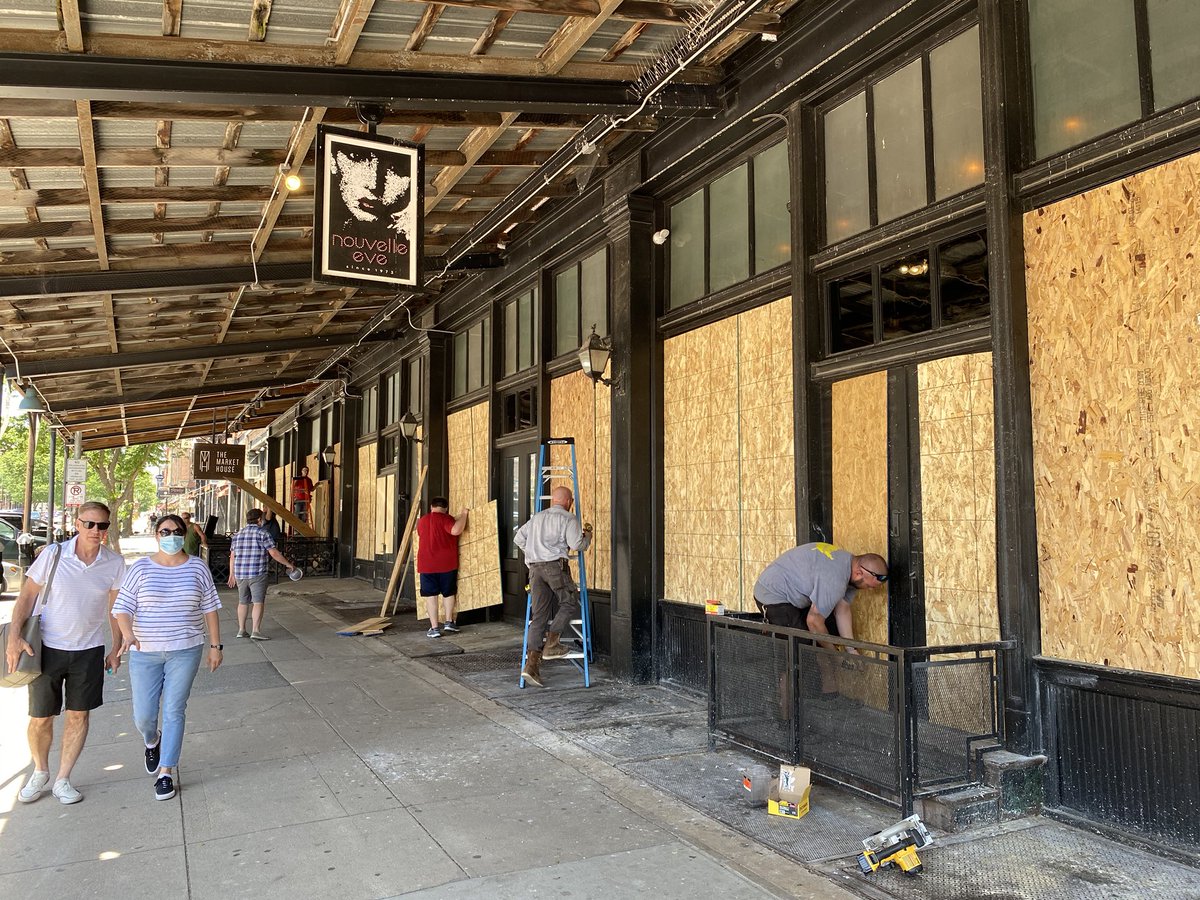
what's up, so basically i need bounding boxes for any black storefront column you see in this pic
[419,325,450,501]
[980,0,1042,755]
[336,399,358,577]
[604,189,659,683]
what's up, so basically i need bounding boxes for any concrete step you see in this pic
[917,785,1000,833]
[981,749,1047,820]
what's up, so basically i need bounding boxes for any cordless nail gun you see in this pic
[856,814,934,876]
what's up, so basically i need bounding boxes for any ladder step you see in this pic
[548,651,586,660]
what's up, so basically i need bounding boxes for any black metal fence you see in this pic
[707,614,1010,813]
[203,535,336,583]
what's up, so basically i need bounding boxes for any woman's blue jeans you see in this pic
[128,645,203,769]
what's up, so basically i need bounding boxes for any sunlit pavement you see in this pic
[0,578,828,900]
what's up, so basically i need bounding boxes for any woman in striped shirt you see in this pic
[114,514,223,801]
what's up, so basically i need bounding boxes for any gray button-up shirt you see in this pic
[513,505,591,564]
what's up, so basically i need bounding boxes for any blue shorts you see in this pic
[419,570,458,598]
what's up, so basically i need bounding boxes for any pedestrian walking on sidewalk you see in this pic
[180,511,207,557]
[416,497,468,638]
[227,508,297,641]
[113,514,222,802]
[514,486,592,687]
[5,501,126,806]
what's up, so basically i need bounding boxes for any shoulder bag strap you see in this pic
[30,544,64,617]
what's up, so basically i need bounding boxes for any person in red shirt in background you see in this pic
[291,467,315,524]
[416,498,469,638]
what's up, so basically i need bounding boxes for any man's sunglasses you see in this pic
[862,566,888,583]
[78,520,112,531]
[158,528,186,537]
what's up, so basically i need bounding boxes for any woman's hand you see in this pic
[121,636,141,654]
[208,647,223,673]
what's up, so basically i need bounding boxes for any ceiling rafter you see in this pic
[248,0,274,42]
[407,4,445,52]
[163,0,183,36]
[74,100,109,270]
[0,119,49,252]
[471,12,514,56]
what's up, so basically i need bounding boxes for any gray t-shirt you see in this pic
[753,542,857,616]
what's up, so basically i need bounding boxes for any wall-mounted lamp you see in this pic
[399,411,424,443]
[320,446,337,467]
[17,384,44,413]
[652,228,671,246]
[578,326,618,388]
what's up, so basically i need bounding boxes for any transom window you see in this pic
[668,140,791,309]
[823,25,983,245]
[1028,0,1200,158]
[503,288,537,377]
[453,317,491,398]
[554,248,608,358]
[827,230,989,354]
[358,384,378,436]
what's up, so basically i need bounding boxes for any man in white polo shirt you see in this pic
[5,501,126,805]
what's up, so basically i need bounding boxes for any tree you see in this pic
[86,444,167,548]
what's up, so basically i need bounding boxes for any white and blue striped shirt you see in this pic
[113,556,222,652]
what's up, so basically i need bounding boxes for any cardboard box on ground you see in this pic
[741,763,812,820]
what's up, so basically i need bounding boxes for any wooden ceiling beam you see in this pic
[407,4,445,52]
[58,0,85,52]
[471,12,514,56]
[0,119,50,252]
[74,100,109,269]
[601,22,648,62]
[154,119,172,245]
[163,0,184,37]
[248,0,274,42]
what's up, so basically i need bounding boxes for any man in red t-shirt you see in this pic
[416,498,469,638]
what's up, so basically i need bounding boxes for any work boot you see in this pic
[521,650,543,687]
[542,632,569,659]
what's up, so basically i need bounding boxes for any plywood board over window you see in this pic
[831,371,890,642]
[550,370,612,591]
[663,297,796,612]
[355,442,376,561]
[1025,149,1200,679]
[917,352,998,645]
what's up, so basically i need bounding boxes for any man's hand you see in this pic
[227,573,236,589]
[583,523,593,534]
[5,637,33,673]
[105,641,123,674]
[207,647,223,673]
[460,507,469,517]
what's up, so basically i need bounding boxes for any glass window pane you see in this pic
[939,231,990,325]
[1028,0,1141,157]
[829,272,875,352]
[753,141,791,272]
[824,92,870,243]
[874,59,928,223]
[408,358,421,414]
[931,26,985,199]
[503,300,517,376]
[556,268,579,357]
[669,189,705,308]
[580,249,608,339]
[480,318,491,388]
[1148,0,1200,111]
[708,163,750,292]
[453,332,467,397]
[880,256,933,340]
[507,457,520,558]
[518,291,534,370]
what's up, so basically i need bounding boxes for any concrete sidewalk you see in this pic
[0,583,853,899]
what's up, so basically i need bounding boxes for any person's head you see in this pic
[75,501,112,547]
[430,496,449,513]
[263,508,275,520]
[301,466,309,477]
[247,508,263,525]
[155,514,187,556]
[181,512,192,523]
[551,486,574,512]
[850,553,889,590]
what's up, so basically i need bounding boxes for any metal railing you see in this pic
[707,614,1011,814]
[203,535,336,583]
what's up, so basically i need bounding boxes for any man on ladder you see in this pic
[515,485,592,687]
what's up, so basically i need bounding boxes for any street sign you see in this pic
[65,482,86,506]
[65,459,87,482]
[192,442,246,480]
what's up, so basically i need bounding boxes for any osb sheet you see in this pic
[374,471,395,556]
[354,442,376,560]
[272,465,287,507]
[311,482,329,537]
[447,401,491,513]
[918,352,999,645]
[549,370,612,591]
[663,298,796,612]
[831,372,889,643]
[1025,150,1200,679]
[418,499,503,619]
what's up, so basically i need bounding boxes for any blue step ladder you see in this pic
[519,437,593,688]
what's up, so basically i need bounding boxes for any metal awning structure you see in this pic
[0,0,796,450]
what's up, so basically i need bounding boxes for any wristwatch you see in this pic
[210,643,224,650]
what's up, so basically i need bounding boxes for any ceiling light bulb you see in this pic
[284,173,302,191]
[652,228,670,245]
[899,264,910,275]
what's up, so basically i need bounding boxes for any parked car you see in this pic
[0,512,51,539]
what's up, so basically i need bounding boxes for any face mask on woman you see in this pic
[159,534,185,554]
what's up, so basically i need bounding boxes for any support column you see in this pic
[604,191,659,682]
[336,400,358,576]
[419,326,450,501]
[981,0,1041,754]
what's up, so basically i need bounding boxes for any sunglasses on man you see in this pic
[78,520,112,531]
[862,566,888,583]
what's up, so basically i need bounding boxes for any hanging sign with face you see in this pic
[313,126,424,288]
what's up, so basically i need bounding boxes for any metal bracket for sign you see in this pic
[354,102,387,134]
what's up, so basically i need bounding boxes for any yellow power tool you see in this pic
[856,814,934,877]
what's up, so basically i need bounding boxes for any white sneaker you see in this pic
[52,778,83,805]
[18,770,49,803]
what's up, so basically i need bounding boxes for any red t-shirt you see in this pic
[417,510,459,573]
